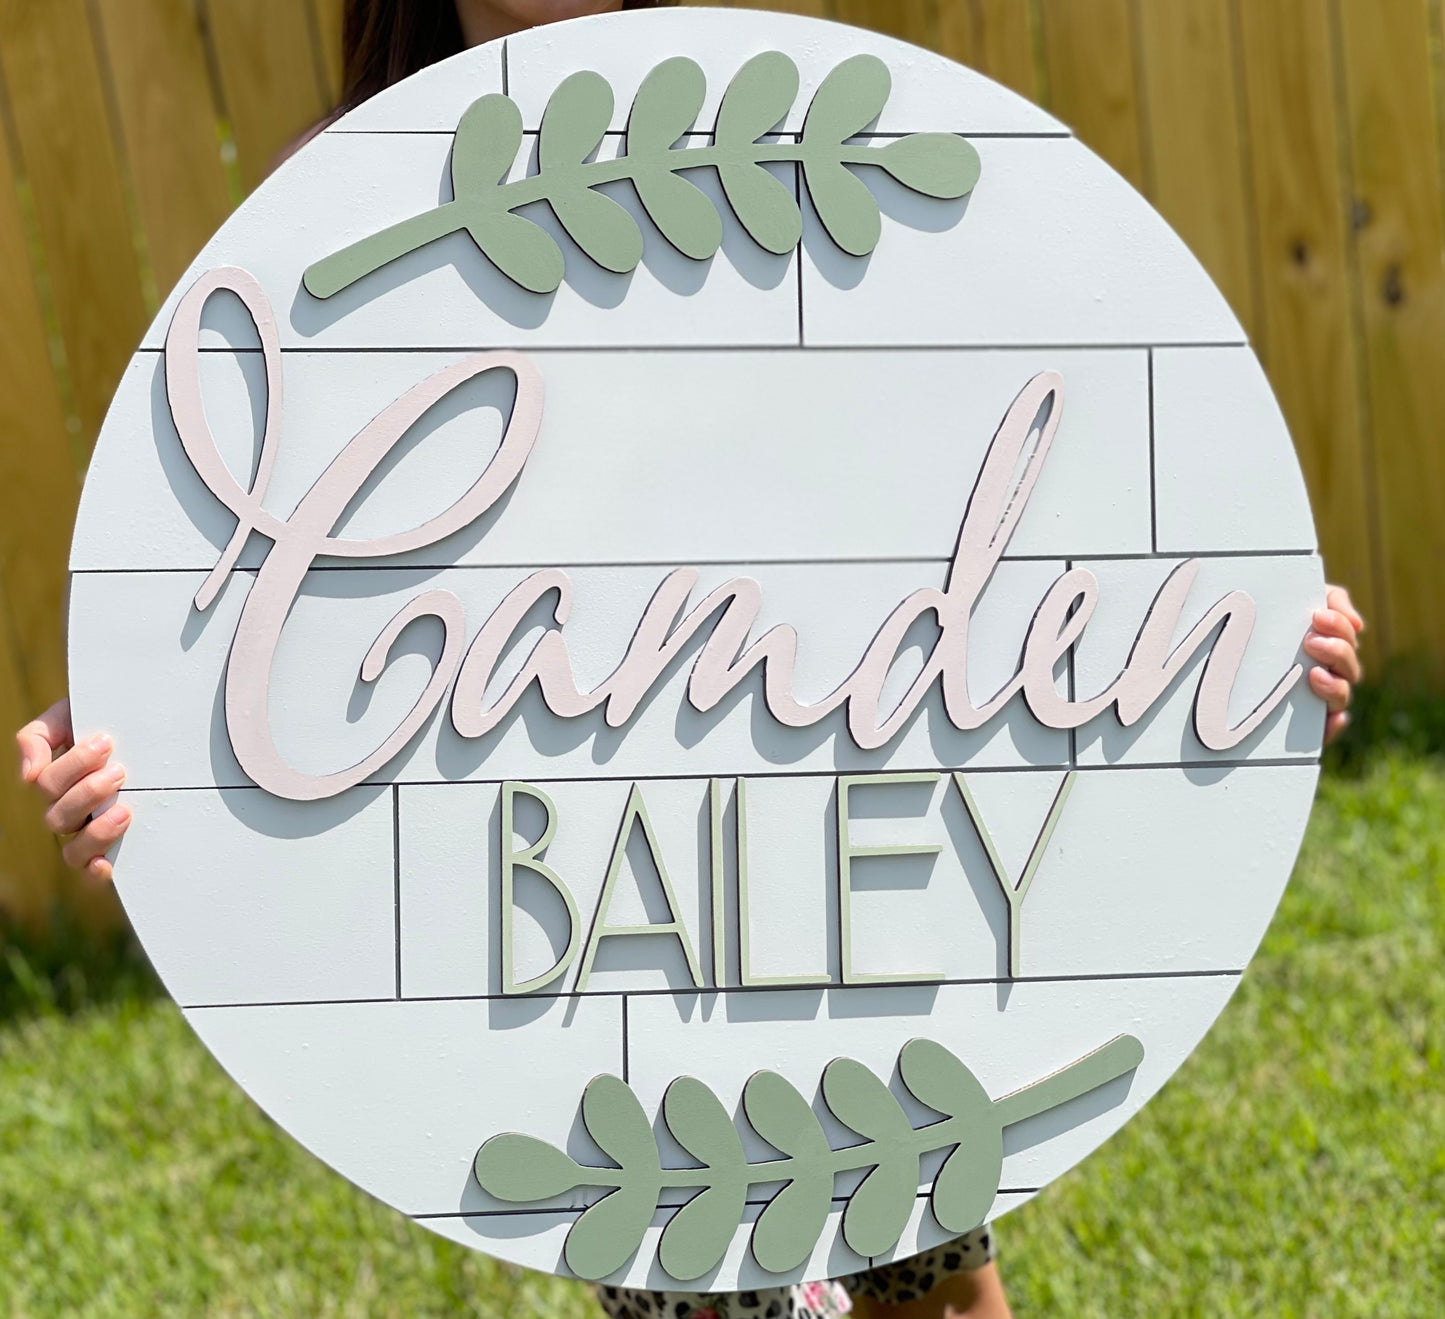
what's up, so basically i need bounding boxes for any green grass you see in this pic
[3,721,1443,1316]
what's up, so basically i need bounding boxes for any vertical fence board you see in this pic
[93,0,230,299]
[1336,0,1445,668]
[832,0,933,45]
[0,582,63,929]
[1234,0,1380,660]
[205,0,329,193]
[1134,0,1260,337]
[0,127,74,711]
[0,0,147,448]
[309,0,345,107]
[936,0,1040,101]
[1036,0,1143,187]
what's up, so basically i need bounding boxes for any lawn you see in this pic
[2,706,1442,1317]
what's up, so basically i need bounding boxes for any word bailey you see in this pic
[169,267,1302,804]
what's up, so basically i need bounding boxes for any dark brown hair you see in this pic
[341,1,675,110]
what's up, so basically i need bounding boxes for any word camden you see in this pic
[169,268,1302,803]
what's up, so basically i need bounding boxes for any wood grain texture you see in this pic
[1335,0,1445,669]
[935,0,1040,102]
[1233,0,1379,662]
[0,578,63,929]
[205,0,329,193]
[0,0,147,446]
[0,123,74,710]
[93,0,232,296]
[1133,0,1261,338]
[1037,0,1145,189]
[307,0,345,108]
[832,0,934,46]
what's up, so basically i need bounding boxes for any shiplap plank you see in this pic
[1037,0,1145,189]
[74,347,1152,571]
[399,764,1316,997]
[800,137,1245,345]
[116,788,397,1006]
[1134,0,1260,338]
[184,996,624,1217]
[206,0,329,192]
[627,976,1242,1207]
[1336,0,1445,669]
[68,560,1071,793]
[1152,346,1318,553]
[0,0,148,447]
[1233,0,1379,661]
[935,0,1041,103]
[1073,553,1326,765]
[93,0,232,298]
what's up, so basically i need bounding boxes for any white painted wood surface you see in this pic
[72,347,1152,572]
[68,7,1326,1288]
[1152,347,1318,553]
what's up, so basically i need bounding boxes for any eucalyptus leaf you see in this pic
[628,55,707,152]
[473,1133,584,1202]
[822,1057,919,1257]
[468,210,565,293]
[897,1038,993,1122]
[632,166,722,260]
[548,186,644,273]
[743,1071,832,1273]
[715,50,799,146]
[802,159,880,257]
[718,162,801,255]
[750,1171,833,1275]
[583,1074,662,1178]
[664,1076,746,1173]
[802,53,890,144]
[660,1181,748,1281]
[874,133,982,199]
[565,1183,658,1280]
[451,93,523,197]
[539,69,614,170]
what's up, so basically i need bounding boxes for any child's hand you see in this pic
[1304,584,1364,745]
[15,698,131,882]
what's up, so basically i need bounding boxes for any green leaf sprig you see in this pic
[303,52,981,298]
[474,1033,1143,1282]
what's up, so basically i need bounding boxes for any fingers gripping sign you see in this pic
[16,698,131,881]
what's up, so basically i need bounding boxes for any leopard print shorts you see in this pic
[595,1225,995,1319]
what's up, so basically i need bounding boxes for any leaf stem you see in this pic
[301,141,896,299]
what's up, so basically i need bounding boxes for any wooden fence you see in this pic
[1,0,1443,929]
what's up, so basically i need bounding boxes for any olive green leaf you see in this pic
[451,93,523,196]
[303,51,984,299]
[473,1132,583,1202]
[715,50,799,147]
[802,53,891,144]
[898,1038,1000,1234]
[539,69,613,169]
[822,1057,919,1258]
[743,1069,833,1274]
[473,1035,1144,1284]
[873,133,983,199]
[628,55,708,151]
[465,210,565,295]
[659,1077,749,1280]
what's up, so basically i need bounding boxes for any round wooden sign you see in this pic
[70,7,1325,1290]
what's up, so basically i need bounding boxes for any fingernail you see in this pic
[20,756,31,779]
[88,733,112,754]
[110,804,131,825]
[108,763,126,785]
